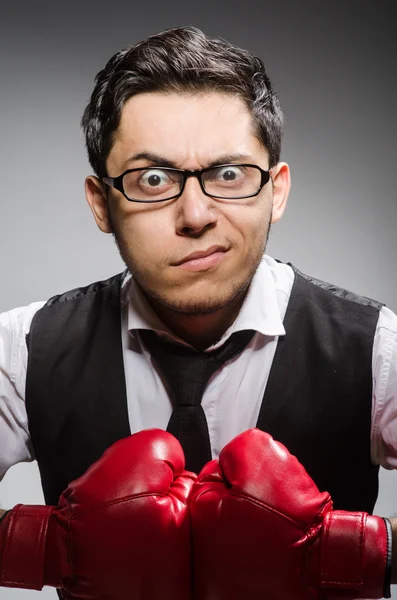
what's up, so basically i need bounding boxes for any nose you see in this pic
[175,176,218,237]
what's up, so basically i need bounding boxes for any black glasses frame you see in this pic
[102,163,271,203]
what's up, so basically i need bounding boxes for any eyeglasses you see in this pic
[102,164,271,203]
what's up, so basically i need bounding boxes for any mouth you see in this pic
[172,246,229,271]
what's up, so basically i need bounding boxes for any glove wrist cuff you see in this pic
[0,504,57,590]
[382,517,392,598]
[314,510,389,599]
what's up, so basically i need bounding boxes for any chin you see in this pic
[146,280,250,316]
[161,299,230,316]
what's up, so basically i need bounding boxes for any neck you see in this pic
[146,293,247,350]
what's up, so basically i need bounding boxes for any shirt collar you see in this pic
[124,255,286,350]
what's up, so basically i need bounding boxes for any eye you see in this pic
[206,165,246,184]
[217,166,244,181]
[140,169,174,188]
[204,165,247,187]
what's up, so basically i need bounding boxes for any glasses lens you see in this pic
[202,165,262,198]
[123,168,183,201]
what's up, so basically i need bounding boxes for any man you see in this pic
[0,25,396,599]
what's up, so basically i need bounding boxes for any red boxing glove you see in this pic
[191,428,391,600]
[0,429,196,599]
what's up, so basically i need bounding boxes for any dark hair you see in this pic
[81,26,284,177]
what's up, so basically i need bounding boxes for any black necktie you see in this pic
[139,329,255,473]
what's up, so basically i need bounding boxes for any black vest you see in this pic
[25,265,382,513]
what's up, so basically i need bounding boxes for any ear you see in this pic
[270,162,291,223]
[85,176,113,234]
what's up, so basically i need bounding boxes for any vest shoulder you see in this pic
[44,271,128,307]
[290,264,384,313]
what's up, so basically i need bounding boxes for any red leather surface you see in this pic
[314,511,387,598]
[0,504,54,589]
[191,428,387,600]
[1,429,196,599]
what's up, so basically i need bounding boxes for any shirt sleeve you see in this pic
[0,302,45,481]
[371,305,397,468]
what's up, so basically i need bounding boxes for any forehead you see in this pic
[107,91,266,171]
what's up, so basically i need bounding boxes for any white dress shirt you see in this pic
[1,255,397,481]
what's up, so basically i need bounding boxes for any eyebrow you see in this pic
[122,151,255,170]
[122,152,177,169]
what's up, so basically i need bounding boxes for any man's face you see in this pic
[95,91,288,315]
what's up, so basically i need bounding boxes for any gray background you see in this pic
[0,0,396,597]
